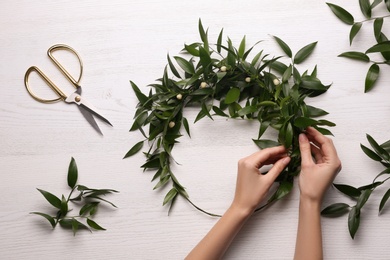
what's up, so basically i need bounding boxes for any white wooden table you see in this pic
[1,1,390,259]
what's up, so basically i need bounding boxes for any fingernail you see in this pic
[299,133,307,142]
[283,157,291,164]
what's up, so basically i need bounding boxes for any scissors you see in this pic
[24,44,112,135]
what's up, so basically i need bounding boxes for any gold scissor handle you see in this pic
[48,44,83,87]
[24,44,83,104]
[24,66,67,103]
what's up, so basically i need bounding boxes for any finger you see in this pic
[306,127,338,160]
[310,143,323,163]
[248,146,287,168]
[299,133,314,166]
[264,156,291,182]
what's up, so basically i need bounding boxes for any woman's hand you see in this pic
[232,146,291,215]
[298,127,342,203]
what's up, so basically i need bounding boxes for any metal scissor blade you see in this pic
[78,105,103,135]
[65,88,113,134]
[79,102,113,127]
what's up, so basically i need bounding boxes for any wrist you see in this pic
[228,203,254,220]
[299,196,322,212]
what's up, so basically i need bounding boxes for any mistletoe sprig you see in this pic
[322,135,390,239]
[327,0,390,92]
[31,157,118,235]
[125,19,335,215]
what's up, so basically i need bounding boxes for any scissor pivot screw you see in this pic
[75,96,81,102]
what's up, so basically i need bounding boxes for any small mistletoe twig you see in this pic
[322,134,390,239]
[30,157,118,235]
[327,1,390,92]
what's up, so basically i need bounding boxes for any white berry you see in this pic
[168,121,175,128]
[200,82,208,88]
[176,94,182,100]
[245,77,251,83]
[220,66,227,72]
[273,78,280,85]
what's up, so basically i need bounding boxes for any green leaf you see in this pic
[130,110,148,131]
[174,56,195,74]
[67,157,78,189]
[379,188,390,213]
[225,88,240,104]
[182,117,191,137]
[130,81,148,105]
[123,140,144,159]
[268,181,293,202]
[237,106,257,117]
[282,65,292,83]
[273,36,292,58]
[349,22,362,45]
[238,35,246,58]
[284,122,293,149]
[183,44,200,56]
[199,46,212,72]
[348,206,360,239]
[167,54,181,78]
[198,19,208,50]
[163,188,178,206]
[374,18,383,41]
[366,41,390,53]
[294,117,318,128]
[381,139,390,154]
[317,119,336,127]
[153,175,170,190]
[217,28,223,53]
[253,139,279,149]
[367,134,390,160]
[79,202,100,216]
[85,195,118,208]
[190,87,213,96]
[334,183,361,198]
[37,188,62,209]
[371,0,382,8]
[212,106,229,117]
[321,203,350,217]
[227,38,237,66]
[360,144,382,161]
[59,218,90,235]
[30,212,56,228]
[258,121,270,139]
[386,0,390,12]
[306,105,328,117]
[87,218,106,230]
[300,75,327,90]
[356,189,372,209]
[268,60,288,75]
[338,51,370,62]
[294,42,317,64]
[326,3,354,25]
[359,0,372,18]
[60,195,68,217]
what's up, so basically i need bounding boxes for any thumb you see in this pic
[266,156,291,182]
[299,133,313,165]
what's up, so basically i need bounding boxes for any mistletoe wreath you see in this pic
[125,20,335,216]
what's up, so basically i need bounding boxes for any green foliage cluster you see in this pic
[322,135,390,239]
[31,157,118,235]
[125,20,334,215]
[327,0,390,92]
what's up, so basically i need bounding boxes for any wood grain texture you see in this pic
[1,0,390,259]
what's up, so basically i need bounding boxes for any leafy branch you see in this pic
[327,0,390,92]
[31,157,118,235]
[125,19,334,216]
[322,134,390,239]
